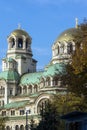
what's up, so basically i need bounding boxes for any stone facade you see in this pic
[0,23,80,130]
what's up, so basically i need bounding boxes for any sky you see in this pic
[0,0,87,71]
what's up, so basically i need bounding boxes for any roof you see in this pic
[2,57,15,62]
[1,100,29,110]
[43,63,66,77]
[55,27,80,42]
[10,29,31,38]
[20,71,43,85]
[0,70,20,81]
[20,63,66,85]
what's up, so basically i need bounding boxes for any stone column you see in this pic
[27,85,29,94]
[15,37,18,49]
[32,85,34,93]
[23,37,26,49]
[4,84,8,104]
[50,77,53,87]
[8,42,12,50]
[21,86,24,95]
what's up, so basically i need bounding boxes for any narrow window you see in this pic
[2,111,6,116]
[58,45,60,54]
[11,110,15,115]
[20,110,25,115]
[26,39,28,49]
[67,44,73,54]
[12,38,15,48]
[18,38,23,48]
[10,89,13,96]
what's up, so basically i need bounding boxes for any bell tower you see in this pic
[6,27,37,75]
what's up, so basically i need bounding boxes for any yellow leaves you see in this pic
[71,45,87,74]
[52,93,85,114]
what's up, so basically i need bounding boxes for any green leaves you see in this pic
[52,93,85,114]
[36,102,60,130]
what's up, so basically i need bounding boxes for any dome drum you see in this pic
[51,27,80,64]
[7,29,32,51]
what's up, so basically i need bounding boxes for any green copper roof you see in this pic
[3,57,15,62]
[2,100,29,109]
[20,72,43,85]
[43,63,66,77]
[20,63,65,85]
[0,70,20,81]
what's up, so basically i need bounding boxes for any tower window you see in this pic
[12,38,15,48]
[26,39,28,49]
[57,45,60,54]
[18,38,23,48]
[67,44,73,54]
[10,89,13,96]
[60,44,64,54]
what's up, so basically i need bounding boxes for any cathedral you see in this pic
[0,20,80,130]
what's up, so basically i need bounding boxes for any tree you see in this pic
[0,116,7,130]
[62,20,87,99]
[52,93,87,114]
[50,93,87,130]
[35,101,61,130]
[30,117,35,130]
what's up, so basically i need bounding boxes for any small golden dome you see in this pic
[10,29,30,38]
[55,28,80,42]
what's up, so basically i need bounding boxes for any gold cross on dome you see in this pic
[75,18,78,28]
[18,23,21,29]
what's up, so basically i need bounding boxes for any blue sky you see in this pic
[0,0,87,71]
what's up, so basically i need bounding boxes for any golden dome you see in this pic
[55,28,80,42]
[10,29,30,38]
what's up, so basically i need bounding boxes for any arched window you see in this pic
[40,78,45,88]
[2,111,6,116]
[18,86,22,94]
[20,125,24,130]
[18,38,23,48]
[23,86,27,94]
[15,125,19,130]
[46,77,50,86]
[34,85,38,93]
[28,85,32,94]
[6,126,10,130]
[12,38,15,48]
[67,44,73,54]
[26,39,28,49]
[11,110,15,116]
[53,77,58,86]
[60,44,64,54]
[57,45,60,54]
[0,86,5,95]
[55,45,60,56]
[37,99,49,114]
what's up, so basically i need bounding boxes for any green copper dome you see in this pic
[55,28,80,42]
[0,70,20,81]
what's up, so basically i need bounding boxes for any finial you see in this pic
[18,23,21,29]
[75,18,78,28]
